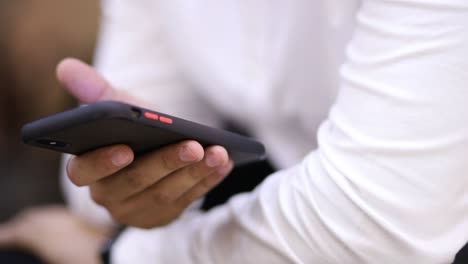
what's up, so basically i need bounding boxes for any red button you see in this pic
[144,112,159,121]
[159,116,173,124]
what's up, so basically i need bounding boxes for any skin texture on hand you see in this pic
[57,58,234,228]
[0,206,111,264]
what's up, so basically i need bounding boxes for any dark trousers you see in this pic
[455,244,468,263]
[0,250,44,264]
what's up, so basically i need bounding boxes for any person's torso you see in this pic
[157,1,360,167]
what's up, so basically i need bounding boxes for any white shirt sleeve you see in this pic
[112,1,468,263]
[62,0,221,226]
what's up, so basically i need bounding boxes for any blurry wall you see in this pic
[0,0,100,221]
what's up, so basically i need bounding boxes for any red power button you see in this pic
[159,116,173,124]
[144,112,159,120]
[144,112,173,125]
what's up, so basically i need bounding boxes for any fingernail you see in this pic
[111,149,131,166]
[179,144,197,162]
[205,151,222,167]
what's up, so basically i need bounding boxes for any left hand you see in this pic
[0,206,111,264]
[56,58,234,229]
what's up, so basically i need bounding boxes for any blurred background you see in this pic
[0,0,100,221]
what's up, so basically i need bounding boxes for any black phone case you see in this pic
[21,101,266,166]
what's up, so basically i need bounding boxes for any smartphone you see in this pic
[21,101,266,166]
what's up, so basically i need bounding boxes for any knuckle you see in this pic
[160,151,180,171]
[126,175,144,190]
[122,165,147,190]
[151,191,172,205]
[186,165,206,182]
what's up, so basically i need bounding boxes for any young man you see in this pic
[3,1,468,263]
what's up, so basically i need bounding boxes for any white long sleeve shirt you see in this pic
[61,0,468,263]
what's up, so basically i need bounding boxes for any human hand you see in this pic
[0,206,111,264]
[56,58,234,228]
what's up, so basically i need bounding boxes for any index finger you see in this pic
[90,140,205,202]
[67,144,134,186]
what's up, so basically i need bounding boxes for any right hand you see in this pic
[57,58,234,228]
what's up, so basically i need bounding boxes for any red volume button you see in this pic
[144,112,159,121]
[159,116,173,124]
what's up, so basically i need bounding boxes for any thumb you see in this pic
[56,58,117,104]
